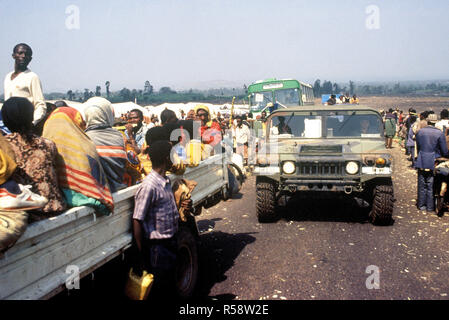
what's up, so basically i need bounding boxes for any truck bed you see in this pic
[0,154,227,300]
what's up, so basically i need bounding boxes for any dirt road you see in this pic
[195,139,449,300]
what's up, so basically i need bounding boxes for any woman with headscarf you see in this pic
[194,104,222,147]
[84,97,127,193]
[1,97,66,214]
[42,106,114,215]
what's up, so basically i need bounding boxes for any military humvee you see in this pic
[253,106,394,225]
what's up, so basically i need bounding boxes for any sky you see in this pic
[1,0,449,93]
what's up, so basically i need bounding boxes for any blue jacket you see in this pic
[415,126,448,169]
[406,125,416,147]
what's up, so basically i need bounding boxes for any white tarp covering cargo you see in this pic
[111,102,149,119]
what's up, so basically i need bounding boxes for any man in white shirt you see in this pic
[232,115,251,166]
[435,109,449,134]
[4,43,46,126]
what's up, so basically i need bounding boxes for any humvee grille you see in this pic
[298,162,344,175]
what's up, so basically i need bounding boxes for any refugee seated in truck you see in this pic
[42,107,114,215]
[84,97,128,193]
[1,97,66,216]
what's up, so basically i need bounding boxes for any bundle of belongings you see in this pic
[0,210,28,254]
[172,179,197,222]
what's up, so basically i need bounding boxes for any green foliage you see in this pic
[312,79,449,97]
[39,79,449,105]
[103,89,245,104]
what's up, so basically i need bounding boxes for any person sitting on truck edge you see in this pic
[125,109,148,155]
[42,107,114,215]
[132,140,192,297]
[2,97,64,214]
[84,97,128,193]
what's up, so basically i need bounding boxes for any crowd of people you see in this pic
[0,43,266,294]
[3,42,448,297]
[384,107,449,215]
[326,93,360,105]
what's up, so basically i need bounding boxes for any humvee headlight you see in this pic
[345,161,359,175]
[375,157,386,167]
[282,161,296,174]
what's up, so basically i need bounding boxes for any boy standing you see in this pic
[132,140,191,296]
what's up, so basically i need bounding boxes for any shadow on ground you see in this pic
[195,231,257,299]
[279,193,372,224]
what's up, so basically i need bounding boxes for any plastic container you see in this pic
[187,139,202,167]
[124,268,154,300]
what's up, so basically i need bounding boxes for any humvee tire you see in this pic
[369,184,394,225]
[256,182,277,222]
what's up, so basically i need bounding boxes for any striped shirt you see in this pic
[133,170,179,239]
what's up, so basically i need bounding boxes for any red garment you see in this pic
[200,121,222,146]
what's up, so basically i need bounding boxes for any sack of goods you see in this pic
[0,210,28,254]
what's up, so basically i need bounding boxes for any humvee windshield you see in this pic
[269,111,383,138]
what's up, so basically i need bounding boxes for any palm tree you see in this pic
[144,80,153,95]
[105,81,110,98]
[67,90,74,101]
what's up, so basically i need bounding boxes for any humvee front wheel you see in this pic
[256,182,277,222]
[369,185,394,225]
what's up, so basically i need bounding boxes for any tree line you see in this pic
[43,80,247,105]
[312,80,449,97]
[4,79,448,104]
